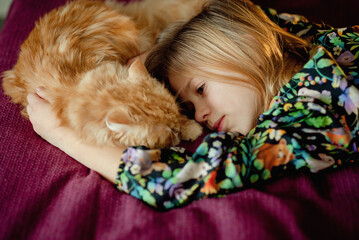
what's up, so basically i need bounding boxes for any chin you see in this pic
[230,127,247,135]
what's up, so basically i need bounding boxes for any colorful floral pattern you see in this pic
[116,8,359,210]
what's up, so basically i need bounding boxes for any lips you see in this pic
[213,116,225,132]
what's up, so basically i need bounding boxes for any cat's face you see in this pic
[72,59,202,148]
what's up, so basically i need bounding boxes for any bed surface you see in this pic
[1,0,359,239]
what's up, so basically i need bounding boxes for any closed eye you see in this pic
[196,84,205,95]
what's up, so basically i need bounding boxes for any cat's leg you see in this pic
[179,116,203,141]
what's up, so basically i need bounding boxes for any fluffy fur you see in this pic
[2,0,204,148]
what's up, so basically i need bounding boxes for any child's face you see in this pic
[169,72,259,135]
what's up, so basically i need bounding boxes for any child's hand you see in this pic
[26,88,123,183]
[26,88,76,151]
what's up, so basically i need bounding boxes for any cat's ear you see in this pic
[128,58,148,79]
[105,107,132,132]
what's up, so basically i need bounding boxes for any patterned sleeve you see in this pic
[259,6,332,39]
[115,31,359,210]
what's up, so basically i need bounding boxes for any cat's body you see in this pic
[2,0,204,148]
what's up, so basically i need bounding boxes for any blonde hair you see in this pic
[146,0,311,116]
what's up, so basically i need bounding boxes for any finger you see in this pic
[26,104,32,115]
[36,87,51,102]
[138,51,149,63]
[27,93,45,106]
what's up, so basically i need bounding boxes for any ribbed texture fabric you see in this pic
[0,0,358,239]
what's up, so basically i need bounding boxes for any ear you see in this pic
[105,107,132,132]
[128,58,148,79]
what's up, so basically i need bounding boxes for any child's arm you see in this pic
[259,6,332,40]
[27,89,125,183]
[115,47,359,210]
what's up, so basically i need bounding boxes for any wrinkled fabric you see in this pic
[116,8,359,210]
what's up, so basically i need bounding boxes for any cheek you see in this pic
[233,87,258,111]
[209,89,239,112]
[205,87,227,108]
[222,88,258,124]
[203,95,222,112]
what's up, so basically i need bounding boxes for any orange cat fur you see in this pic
[2,0,204,148]
[106,0,206,44]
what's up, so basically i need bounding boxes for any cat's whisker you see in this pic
[174,91,181,101]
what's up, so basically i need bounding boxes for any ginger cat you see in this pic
[2,0,204,148]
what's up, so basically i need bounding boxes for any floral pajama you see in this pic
[116,7,359,210]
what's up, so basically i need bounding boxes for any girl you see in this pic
[27,0,359,210]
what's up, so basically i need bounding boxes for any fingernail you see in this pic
[36,87,44,93]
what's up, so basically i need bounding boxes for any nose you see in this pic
[194,102,209,123]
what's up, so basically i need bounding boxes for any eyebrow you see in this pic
[176,77,193,99]
[185,78,194,91]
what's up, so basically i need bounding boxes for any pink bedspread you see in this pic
[1,0,359,239]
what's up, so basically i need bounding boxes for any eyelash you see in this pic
[196,84,205,95]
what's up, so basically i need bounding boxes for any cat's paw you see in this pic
[180,119,203,141]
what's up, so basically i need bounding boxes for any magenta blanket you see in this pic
[1,0,359,239]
